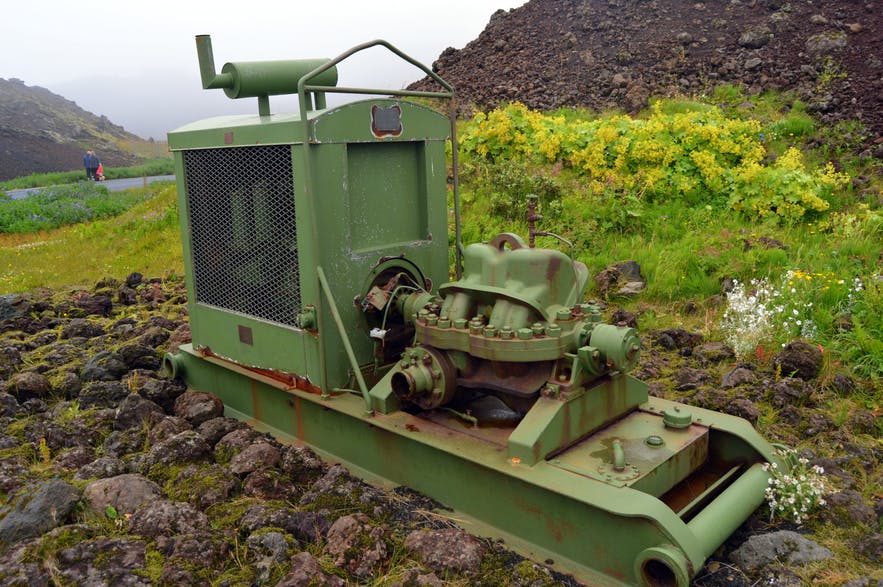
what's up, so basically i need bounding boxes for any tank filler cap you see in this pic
[663,407,693,429]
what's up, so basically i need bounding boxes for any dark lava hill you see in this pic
[411,0,882,142]
[0,78,141,181]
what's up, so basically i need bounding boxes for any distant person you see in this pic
[83,150,100,180]
[96,163,105,181]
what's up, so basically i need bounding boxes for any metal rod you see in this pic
[687,463,768,558]
[449,101,464,279]
[316,266,372,414]
[302,85,453,99]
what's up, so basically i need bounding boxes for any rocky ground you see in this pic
[0,274,879,585]
[410,0,883,148]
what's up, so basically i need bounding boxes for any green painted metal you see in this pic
[167,343,779,586]
[166,37,788,587]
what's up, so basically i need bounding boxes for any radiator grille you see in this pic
[182,145,300,327]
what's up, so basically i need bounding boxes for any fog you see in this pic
[4,0,527,140]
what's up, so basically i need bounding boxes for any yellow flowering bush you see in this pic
[459,102,849,222]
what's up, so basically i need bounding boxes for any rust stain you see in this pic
[294,397,303,440]
[199,346,323,395]
[250,380,260,423]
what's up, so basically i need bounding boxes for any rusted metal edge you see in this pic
[195,345,323,395]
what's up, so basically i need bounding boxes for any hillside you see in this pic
[0,78,142,181]
[411,0,883,147]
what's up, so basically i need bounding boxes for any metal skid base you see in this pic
[166,344,775,587]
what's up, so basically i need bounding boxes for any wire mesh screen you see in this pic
[182,145,300,327]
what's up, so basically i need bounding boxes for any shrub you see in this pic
[459,102,849,223]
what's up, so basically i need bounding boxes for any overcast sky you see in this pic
[3,0,527,140]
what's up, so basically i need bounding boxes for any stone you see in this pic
[730,531,833,571]
[806,31,848,55]
[275,551,345,587]
[721,366,757,388]
[229,441,281,475]
[859,533,883,563]
[146,430,212,467]
[55,537,150,586]
[74,294,112,316]
[173,390,224,427]
[820,490,876,528]
[80,351,129,382]
[118,343,161,370]
[83,474,163,516]
[114,393,165,431]
[675,367,713,390]
[128,499,211,539]
[724,398,760,424]
[169,464,241,510]
[5,371,51,401]
[739,27,771,49]
[60,318,105,339]
[74,456,128,480]
[323,513,388,578]
[404,528,485,573]
[78,380,129,409]
[0,294,31,321]
[694,342,735,363]
[0,478,81,547]
[771,377,811,407]
[196,416,249,447]
[147,415,192,445]
[774,341,823,380]
[240,505,331,543]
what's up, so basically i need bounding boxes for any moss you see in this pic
[135,547,166,585]
[144,461,186,487]
[21,525,94,564]
[204,497,264,530]
[163,463,238,504]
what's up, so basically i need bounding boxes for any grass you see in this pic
[0,184,182,292]
[0,182,152,234]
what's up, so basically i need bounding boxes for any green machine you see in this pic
[165,36,784,586]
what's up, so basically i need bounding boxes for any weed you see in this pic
[762,448,827,525]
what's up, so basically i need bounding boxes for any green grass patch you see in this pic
[0,182,151,233]
[0,184,182,293]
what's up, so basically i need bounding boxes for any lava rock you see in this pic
[820,490,877,528]
[80,351,128,382]
[0,478,81,547]
[5,371,51,401]
[127,499,211,539]
[55,537,150,586]
[83,473,163,516]
[74,456,128,480]
[730,531,833,571]
[60,318,105,339]
[694,342,736,363]
[114,393,165,431]
[721,366,758,388]
[773,341,823,380]
[404,528,486,573]
[146,430,212,468]
[324,513,388,578]
[229,441,281,476]
[275,551,345,587]
[173,390,224,427]
[78,380,129,409]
